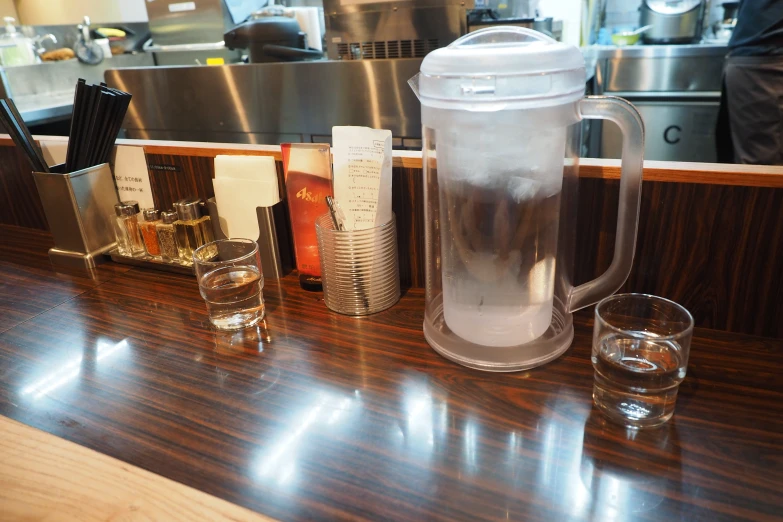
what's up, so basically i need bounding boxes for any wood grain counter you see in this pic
[0,224,781,521]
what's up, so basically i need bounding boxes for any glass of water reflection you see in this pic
[592,294,693,429]
[193,239,264,331]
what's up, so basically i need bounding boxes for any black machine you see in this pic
[224,16,322,63]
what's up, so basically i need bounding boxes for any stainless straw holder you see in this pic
[206,197,294,280]
[315,213,400,316]
[32,163,119,270]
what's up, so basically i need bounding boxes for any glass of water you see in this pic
[193,239,264,331]
[592,293,693,428]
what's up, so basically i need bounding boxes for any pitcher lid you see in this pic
[418,27,585,108]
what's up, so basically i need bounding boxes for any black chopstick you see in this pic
[4,99,49,172]
[63,79,131,172]
[0,99,48,172]
[65,79,86,172]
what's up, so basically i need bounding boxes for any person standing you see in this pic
[717,0,783,165]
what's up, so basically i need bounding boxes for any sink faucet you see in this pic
[33,34,57,56]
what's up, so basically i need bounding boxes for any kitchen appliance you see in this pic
[711,1,738,41]
[411,27,644,371]
[322,0,475,60]
[477,0,534,19]
[589,44,725,162]
[144,0,267,65]
[224,16,322,62]
[467,14,556,38]
[641,0,706,44]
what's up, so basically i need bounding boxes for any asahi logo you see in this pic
[296,186,323,203]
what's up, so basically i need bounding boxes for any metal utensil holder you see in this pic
[315,213,401,316]
[205,197,294,280]
[32,162,119,270]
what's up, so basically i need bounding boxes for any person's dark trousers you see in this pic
[721,55,783,165]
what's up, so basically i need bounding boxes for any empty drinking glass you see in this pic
[592,293,693,428]
[194,239,264,330]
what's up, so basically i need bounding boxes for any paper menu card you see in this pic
[112,145,155,210]
[332,126,393,231]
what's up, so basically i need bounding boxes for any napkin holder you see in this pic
[206,197,294,280]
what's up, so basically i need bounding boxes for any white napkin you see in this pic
[213,155,279,240]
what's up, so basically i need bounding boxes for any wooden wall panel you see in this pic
[1,141,781,337]
[392,167,426,289]
[143,153,216,211]
[575,179,783,338]
[0,145,47,229]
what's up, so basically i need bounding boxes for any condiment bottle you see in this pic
[139,208,162,258]
[172,198,214,265]
[113,201,145,257]
[156,210,180,262]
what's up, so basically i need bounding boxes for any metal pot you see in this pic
[640,0,706,44]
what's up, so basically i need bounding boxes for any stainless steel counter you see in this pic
[106,59,423,146]
[0,54,154,126]
[106,44,729,162]
[586,43,728,163]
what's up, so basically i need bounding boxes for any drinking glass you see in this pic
[194,239,264,330]
[592,293,693,428]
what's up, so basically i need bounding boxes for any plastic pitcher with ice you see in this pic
[412,27,646,371]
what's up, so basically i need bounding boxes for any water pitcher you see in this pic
[411,27,645,371]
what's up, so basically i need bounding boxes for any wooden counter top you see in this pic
[0,224,782,521]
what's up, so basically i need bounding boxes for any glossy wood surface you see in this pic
[0,416,276,522]
[0,225,131,333]
[0,226,781,521]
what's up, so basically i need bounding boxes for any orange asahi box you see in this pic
[281,143,333,291]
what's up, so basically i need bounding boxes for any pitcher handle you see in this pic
[568,96,645,311]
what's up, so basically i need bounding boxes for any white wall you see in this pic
[538,0,582,46]
[14,0,148,25]
[0,0,17,19]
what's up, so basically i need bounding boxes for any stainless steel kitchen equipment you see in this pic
[224,15,322,62]
[588,44,726,162]
[467,15,558,39]
[476,0,533,19]
[144,0,267,65]
[641,0,707,44]
[106,59,423,145]
[710,1,738,41]
[0,53,153,126]
[32,163,120,270]
[322,0,474,60]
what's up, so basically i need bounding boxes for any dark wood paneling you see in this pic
[0,230,781,521]
[0,145,47,229]
[143,153,216,211]
[1,140,781,336]
[575,179,783,338]
[392,166,425,288]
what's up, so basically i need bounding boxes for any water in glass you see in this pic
[199,265,264,330]
[592,333,686,428]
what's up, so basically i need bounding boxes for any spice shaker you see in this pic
[139,209,162,258]
[173,198,214,265]
[156,210,180,262]
[113,201,145,257]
